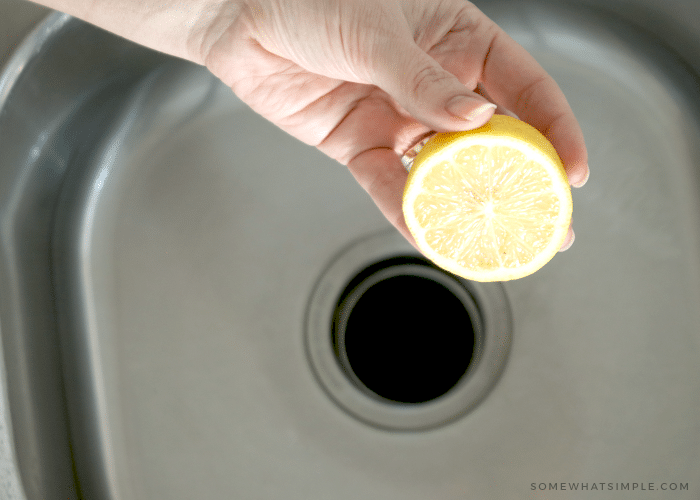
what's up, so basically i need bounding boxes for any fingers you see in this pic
[479,30,589,187]
[364,12,588,188]
[346,148,420,252]
[368,32,497,132]
[476,28,587,252]
[559,224,575,252]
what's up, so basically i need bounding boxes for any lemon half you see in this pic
[402,114,572,282]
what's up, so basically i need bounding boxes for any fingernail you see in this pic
[446,97,496,121]
[572,167,590,188]
[559,228,575,252]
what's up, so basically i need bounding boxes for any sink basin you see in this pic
[1,0,700,498]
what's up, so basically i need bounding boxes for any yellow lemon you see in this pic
[402,114,572,282]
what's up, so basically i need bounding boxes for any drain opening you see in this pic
[305,230,512,431]
[333,258,477,404]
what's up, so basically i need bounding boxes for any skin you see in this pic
[31,0,588,250]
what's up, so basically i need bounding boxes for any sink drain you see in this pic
[305,230,512,431]
[334,260,477,404]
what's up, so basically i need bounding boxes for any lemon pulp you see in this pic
[402,115,572,282]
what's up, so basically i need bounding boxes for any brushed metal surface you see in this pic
[1,0,700,498]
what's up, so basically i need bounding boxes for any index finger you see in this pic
[480,29,589,186]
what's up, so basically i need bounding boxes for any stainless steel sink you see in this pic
[1,0,700,498]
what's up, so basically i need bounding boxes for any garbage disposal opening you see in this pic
[332,259,476,404]
[305,230,512,431]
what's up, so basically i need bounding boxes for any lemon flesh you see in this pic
[402,115,572,282]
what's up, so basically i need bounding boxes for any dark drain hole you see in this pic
[335,267,475,404]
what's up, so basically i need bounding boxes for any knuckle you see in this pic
[410,63,452,96]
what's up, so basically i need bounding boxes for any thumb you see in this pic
[369,39,496,131]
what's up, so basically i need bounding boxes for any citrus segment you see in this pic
[402,114,572,282]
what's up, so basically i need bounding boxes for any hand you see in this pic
[33,0,588,250]
[202,0,588,250]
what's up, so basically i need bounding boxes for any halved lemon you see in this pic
[402,114,572,282]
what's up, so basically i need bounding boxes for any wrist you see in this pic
[190,0,244,66]
[26,0,244,65]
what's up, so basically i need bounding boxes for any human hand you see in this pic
[202,0,588,250]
